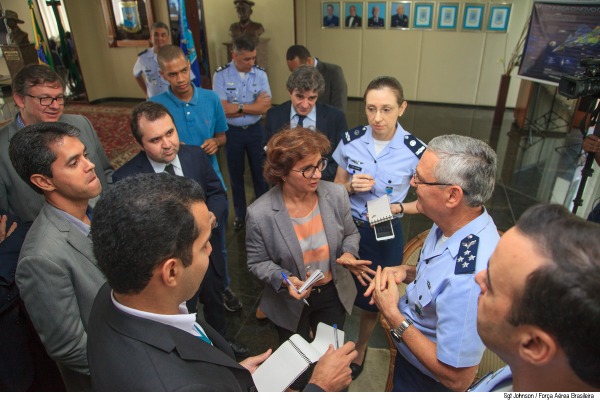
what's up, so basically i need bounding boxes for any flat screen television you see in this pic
[518,2,600,86]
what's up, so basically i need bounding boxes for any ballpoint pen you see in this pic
[333,324,339,349]
[281,271,309,306]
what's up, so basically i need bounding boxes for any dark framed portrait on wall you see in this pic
[101,0,155,47]
[391,2,411,29]
[344,2,363,28]
[323,2,341,28]
[367,2,387,28]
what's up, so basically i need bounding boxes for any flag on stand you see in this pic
[179,0,201,87]
[28,0,54,69]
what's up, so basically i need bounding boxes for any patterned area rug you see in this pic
[64,103,139,169]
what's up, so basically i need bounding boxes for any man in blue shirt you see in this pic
[152,45,243,314]
[213,36,271,231]
[368,135,500,391]
[471,203,600,392]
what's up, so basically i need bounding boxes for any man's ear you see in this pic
[445,186,463,209]
[307,57,315,67]
[13,93,25,109]
[517,326,558,367]
[158,257,182,288]
[29,173,55,193]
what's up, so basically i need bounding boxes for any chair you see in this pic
[380,229,506,391]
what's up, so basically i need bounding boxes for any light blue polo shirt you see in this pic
[396,209,500,381]
[151,85,228,187]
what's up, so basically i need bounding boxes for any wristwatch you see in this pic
[392,202,404,218]
[237,103,244,114]
[390,318,413,343]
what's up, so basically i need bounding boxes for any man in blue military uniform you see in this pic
[133,22,171,99]
[213,36,271,231]
[367,134,500,391]
[391,4,409,28]
[151,45,243,314]
[323,4,340,27]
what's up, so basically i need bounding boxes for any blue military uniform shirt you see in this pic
[396,209,500,381]
[212,62,271,127]
[150,85,228,187]
[332,123,424,221]
[133,49,169,98]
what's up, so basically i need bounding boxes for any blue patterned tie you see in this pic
[194,322,212,345]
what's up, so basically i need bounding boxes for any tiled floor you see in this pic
[213,98,589,386]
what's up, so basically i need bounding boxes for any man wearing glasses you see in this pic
[367,134,500,391]
[0,64,113,223]
[263,65,347,182]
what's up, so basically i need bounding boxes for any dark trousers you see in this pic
[225,123,269,219]
[393,351,451,392]
[274,281,346,390]
[186,233,226,337]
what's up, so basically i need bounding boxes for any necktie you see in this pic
[194,322,212,345]
[164,163,176,176]
[297,115,306,127]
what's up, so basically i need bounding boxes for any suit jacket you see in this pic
[246,181,359,332]
[315,59,348,112]
[345,15,362,27]
[88,283,255,391]
[323,15,339,27]
[113,145,227,224]
[16,203,106,391]
[0,114,114,222]
[263,102,348,182]
[368,17,385,27]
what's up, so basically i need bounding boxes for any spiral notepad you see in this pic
[367,195,393,224]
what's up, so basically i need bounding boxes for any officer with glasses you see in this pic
[246,127,370,390]
[0,64,113,223]
[332,76,425,380]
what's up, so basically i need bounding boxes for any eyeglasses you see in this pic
[365,106,397,116]
[412,171,470,195]
[24,94,65,106]
[291,158,328,179]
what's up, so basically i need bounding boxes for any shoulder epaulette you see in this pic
[342,125,367,144]
[137,48,149,56]
[404,133,426,159]
[454,234,479,275]
[215,63,230,73]
[254,64,266,71]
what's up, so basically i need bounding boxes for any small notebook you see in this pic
[252,323,344,392]
[367,195,393,224]
[297,269,324,294]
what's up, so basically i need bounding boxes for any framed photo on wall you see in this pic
[367,2,387,28]
[438,3,459,30]
[463,4,485,31]
[414,3,434,29]
[391,2,411,29]
[323,2,341,28]
[488,4,512,32]
[344,2,363,28]
[101,0,155,47]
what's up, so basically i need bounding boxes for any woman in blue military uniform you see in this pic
[332,76,425,379]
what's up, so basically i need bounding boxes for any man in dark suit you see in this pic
[345,5,362,27]
[264,65,347,182]
[286,45,348,112]
[88,173,357,391]
[112,101,248,359]
[323,4,339,27]
[391,4,409,27]
[368,5,385,27]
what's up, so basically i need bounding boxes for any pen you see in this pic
[281,271,309,306]
[333,324,339,349]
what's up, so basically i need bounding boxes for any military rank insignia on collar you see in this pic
[454,234,479,274]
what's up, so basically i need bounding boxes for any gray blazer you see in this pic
[0,114,114,222]
[16,203,106,391]
[246,181,358,332]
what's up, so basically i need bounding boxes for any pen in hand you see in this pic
[281,271,309,306]
[333,324,339,349]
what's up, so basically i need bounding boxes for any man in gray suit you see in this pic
[286,45,348,113]
[9,122,107,391]
[0,64,113,223]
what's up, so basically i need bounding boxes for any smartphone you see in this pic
[374,220,395,241]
